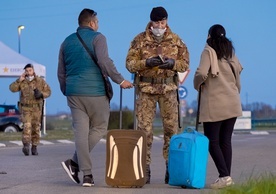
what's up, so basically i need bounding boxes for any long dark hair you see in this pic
[206,24,234,60]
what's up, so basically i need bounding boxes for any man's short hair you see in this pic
[78,8,97,26]
[24,63,34,69]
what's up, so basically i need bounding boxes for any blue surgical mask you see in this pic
[151,26,167,37]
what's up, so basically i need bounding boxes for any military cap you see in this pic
[24,63,34,69]
[150,6,168,22]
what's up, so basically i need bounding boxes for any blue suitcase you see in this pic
[168,127,209,188]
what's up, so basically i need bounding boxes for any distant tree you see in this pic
[110,100,276,120]
[110,102,119,110]
[186,100,198,117]
[246,102,276,118]
[108,110,133,129]
[188,100,276,119]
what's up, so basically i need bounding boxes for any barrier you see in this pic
[234,111,251,130]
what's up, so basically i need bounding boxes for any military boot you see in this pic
[145,165,151,184]
[31,145,38,155]
[22,143,30,156]
[164,161,169,184]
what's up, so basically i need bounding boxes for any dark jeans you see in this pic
[203,117,237,178]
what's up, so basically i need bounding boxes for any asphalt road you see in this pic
[0,133,276,194]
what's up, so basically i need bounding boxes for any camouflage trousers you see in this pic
[136,90,178,165]
[21,106,42,146]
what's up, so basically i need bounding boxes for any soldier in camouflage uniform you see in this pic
[9,64,51,156]
[126,7,189,184]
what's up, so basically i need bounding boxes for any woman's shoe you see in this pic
[210,176,234,189]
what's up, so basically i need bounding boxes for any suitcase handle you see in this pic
[195,84,203,131]
[119,87,137,130]
[119,87,123,129]
[184,127,196,133]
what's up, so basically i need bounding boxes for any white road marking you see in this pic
[10,141,22,146]
[57,140,74,144]
[250,131,269,135]
[39,140,54,145]
[0,143,6,147]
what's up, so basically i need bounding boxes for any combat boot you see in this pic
[31,145,38,155]
[164,161,169,184]
[22,143,30,156]
[145,165,151,184]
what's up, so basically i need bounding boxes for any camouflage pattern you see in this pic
[9,75,51,145]
[136,90,178,165]
[126,22,189,165]
[126,22,189,95]
[21,106,42,146]
[10,75,51,105]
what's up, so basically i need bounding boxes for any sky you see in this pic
[0,0,276,114]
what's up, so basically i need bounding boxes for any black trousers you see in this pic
[203,117,237,178]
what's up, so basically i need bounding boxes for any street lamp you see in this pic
[18,25,25,53]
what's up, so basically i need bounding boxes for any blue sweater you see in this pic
[62,27,105,96]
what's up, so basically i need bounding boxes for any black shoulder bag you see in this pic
[76,32,113,101]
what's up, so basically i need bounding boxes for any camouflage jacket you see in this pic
[126,22,189,94]
[9,75,51,105]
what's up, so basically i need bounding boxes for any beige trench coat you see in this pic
[193,48,243,122]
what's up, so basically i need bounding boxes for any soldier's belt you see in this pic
[139,76,175,84]
[21,103,39,108]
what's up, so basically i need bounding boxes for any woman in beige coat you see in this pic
[194,24,243,189]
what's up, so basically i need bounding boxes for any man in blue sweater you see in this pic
[58,8,133,187]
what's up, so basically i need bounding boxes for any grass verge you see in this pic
[215,173,276,194]
[0,129,74,141]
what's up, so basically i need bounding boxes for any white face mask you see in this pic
[27,75,34,81]
[151,26,167,37]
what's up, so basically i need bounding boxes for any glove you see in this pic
[34,89,43,99]
[145,57,163,68]
[159,58,175,70]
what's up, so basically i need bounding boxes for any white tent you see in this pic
[0,41,45,77]
[0,41,47,135]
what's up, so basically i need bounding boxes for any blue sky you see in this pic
[1,0,276,114]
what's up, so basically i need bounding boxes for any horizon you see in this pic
[1,0,276,114]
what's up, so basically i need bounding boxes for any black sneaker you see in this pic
[61,159,80,184]
[82,175,94,187]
